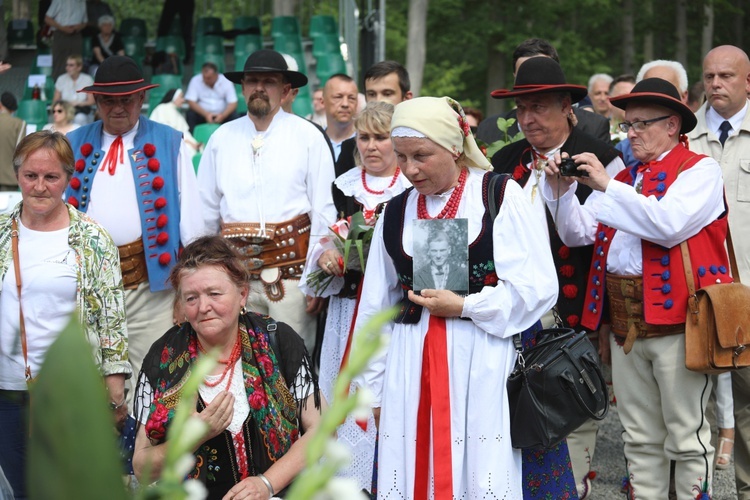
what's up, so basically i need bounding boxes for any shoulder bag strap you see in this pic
[11,218,32,383]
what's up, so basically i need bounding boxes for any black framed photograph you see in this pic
[412,218,469,295]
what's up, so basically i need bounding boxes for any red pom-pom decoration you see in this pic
[69,178,81,190]
[80,143,93,157]
[152,176,164,190]
[75,159,86,172]
[559,265,575,278]
[156,232,169,246]
[154,197,167,209]
[147,158,160,172]
[67,196,79,208]
[144,143,156,157]
[562,284,578,299]
[158,252,171,266]
[513,165,527,181]
[558,245,570,260]
[567,315,580,327]
[156,214,168,228]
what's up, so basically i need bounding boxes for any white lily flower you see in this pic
[351,387,374,421]
[184,478,208,500]
[173,453,196,478]
[311,477,368,500]
[324,439,352,468]
[173,416,209,453]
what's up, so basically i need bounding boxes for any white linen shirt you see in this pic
[198,111,337,262]
[184,73,238,115]
[542,148,725,275]
[45,0,87,28]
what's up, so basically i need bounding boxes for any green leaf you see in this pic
[28,317,127,500]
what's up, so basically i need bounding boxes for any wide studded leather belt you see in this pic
[221,214,311,280]
[118,239,148,290]
[606,273,684,354]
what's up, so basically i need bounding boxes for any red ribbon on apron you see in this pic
[338,278,368,431]
[414,315,453,499]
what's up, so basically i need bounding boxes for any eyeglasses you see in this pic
[53,109,65,114]
[618,115,672,133]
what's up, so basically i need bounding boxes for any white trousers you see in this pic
[247,279,317,353]
[611,334,714,500]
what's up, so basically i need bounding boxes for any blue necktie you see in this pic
[719,120,732,146]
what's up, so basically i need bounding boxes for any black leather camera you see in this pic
[559,157,588,177]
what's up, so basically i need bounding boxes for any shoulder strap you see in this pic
[11,218,32,383]
[487,173,511,222]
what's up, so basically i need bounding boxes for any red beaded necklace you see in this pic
[416,168,468,220]
[198,331,242,390]
[361,166,401,195]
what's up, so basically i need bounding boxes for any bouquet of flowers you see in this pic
[306,211,375,296]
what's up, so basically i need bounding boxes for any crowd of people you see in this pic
[0,28,749,500]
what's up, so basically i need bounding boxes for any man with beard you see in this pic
[198,50,336,352]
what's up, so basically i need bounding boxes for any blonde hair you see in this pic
[353,101,395,167]
[52,100,75,123]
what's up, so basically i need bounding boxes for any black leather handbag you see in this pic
[507,328,609,449]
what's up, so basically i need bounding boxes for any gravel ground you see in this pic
[588,406,738,499]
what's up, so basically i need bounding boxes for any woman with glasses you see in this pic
[43,100,79,135]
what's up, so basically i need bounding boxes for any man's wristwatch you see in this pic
[109,398,126,411]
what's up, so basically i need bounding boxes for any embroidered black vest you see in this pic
[382,172,509,324]
[491,128,621,330]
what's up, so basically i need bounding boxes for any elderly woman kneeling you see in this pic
[133,236,322,499]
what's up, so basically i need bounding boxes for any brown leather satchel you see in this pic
[682,229,750,373]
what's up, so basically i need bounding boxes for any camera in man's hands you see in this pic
[558,157,589,177]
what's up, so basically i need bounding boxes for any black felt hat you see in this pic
[79,55,158,95]
[490,57,588,103]
[610,77,697,134]
[224,49,308,88]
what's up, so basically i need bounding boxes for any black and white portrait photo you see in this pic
[412,218,468,295]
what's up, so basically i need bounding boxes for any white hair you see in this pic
[588,73,613,92]
[98,15,115,27]
[636,60,689,92]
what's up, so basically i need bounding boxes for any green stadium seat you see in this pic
[194,35,224,56]
[193,123,221,145]
[193,53,225,74]
[273,34,303,58]
[316,54,347,85]
[233,16,260,33]
[234,34,263,68]
[156,35,186,58]
[271,16,300,37]
[82,36,94,62]
[23,76,54,103]
[7,19,34,46]
[16,100,49,128]
[192,153,202,173]
[122,36,146,66]
[120,18,147,38]
[312,34,340,58]
[235,86,247,114]
[30,64,53,77]
[196,17,223,38]
[292,94,311,117]
[309,15,336,39]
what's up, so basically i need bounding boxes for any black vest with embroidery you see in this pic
[382,172,509,324]
[491,128,620,330]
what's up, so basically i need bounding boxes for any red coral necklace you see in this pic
[361,166,401,195]
[416,168,468,220]
[198,331,242,390]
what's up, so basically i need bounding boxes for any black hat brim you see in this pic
[490,84,588,104]
[224,67,308,88]
[610,92,697,134]
[79,81,159,96]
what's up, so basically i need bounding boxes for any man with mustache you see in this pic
[198,49,336,353]
[64,55,204,408]
[688,44,750,500]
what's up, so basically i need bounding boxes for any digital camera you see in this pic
[559,157,588,177]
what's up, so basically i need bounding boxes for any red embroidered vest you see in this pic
[581,145,731,330]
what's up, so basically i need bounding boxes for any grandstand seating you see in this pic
[16,99,49,129]
[196,17,223,38]
[309,15,337,39]
[120,18,147,38]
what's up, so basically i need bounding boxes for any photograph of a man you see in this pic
[413,219,468,294]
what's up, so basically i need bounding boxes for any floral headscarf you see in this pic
[390,96,492,170]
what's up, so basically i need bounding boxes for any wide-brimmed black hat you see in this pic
[490,57,588,103]
[79,55,158,95]
[610,77,697,134]
[224,49,308,88]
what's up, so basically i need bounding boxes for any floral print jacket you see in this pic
[0,202,131,377]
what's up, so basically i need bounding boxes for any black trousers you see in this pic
[157,0,195,59]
